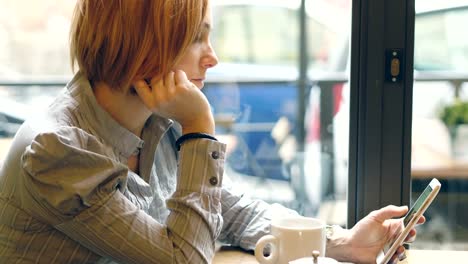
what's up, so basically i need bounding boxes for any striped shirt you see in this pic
[0,73,296,263]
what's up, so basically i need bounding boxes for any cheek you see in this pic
[172,58,192,72]
[174,49,199,69]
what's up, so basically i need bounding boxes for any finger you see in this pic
[399,251,407,262]
[388,246,405,264]
[396,245,405,255]
[174,70,190,87]
[133,80,151,94]
[397,246,407,262]
[164,71,176,93]
[388,254,399,264]
[153,78,167,103]
[373,205,409,221]
[148,76,164,91]
[404,229,416,243]
[133,80,154,107]
[416,215,426,225]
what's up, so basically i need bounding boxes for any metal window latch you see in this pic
[385,49,404,83]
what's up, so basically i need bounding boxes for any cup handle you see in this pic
[254,234,278,264]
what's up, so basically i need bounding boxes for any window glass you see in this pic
[0,0,73,137]
[212,5,298,65]
[415,8,468,71]
[412,3,468,250]
[248,6,297,65]
[0,0,74,77]
[211,6,250,63]
[211,2,341,70]
[0,0,353,232]
[207,0,351,225]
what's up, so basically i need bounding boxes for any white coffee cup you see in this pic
[255,217,326,264]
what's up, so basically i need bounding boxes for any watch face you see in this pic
[325,225,335,240]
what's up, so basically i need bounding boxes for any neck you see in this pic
[93,82,151,137]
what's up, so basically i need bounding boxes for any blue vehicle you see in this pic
[204,69,298,180]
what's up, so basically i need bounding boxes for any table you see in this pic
[412,163,468,180]
[213,247,468,263]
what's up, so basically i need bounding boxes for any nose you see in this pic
[202,43,218,69]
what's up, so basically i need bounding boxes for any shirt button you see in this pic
[209,177,218,186]
[211,151,220,159]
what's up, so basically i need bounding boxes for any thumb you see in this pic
[372,205,408,221]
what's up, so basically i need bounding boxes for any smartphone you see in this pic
[376,178,441,264]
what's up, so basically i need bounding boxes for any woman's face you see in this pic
[172,5,218,89]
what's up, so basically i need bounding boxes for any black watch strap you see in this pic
[175,133,218,151]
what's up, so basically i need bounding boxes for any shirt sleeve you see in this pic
[20,127,226,264]
[217,175,299,250]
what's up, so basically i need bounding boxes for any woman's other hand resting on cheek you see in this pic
[133,70,215,135]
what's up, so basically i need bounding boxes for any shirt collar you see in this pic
[66,72,173,158]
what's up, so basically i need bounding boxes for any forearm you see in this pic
[55,193,220,264]
[56,187,223,264]
[218,179,299,250]
[23,134,226,263]
[167,138,226,261]
[56,191,178,264]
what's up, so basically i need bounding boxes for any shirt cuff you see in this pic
[176,138,226,194]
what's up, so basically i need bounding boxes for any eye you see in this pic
[193,33,203,43]
[193,31,203,43]
[193,28,211,44]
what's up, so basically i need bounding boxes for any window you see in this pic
[415,8,468,71]
[411,3,468,250]
[211,6,251,63]
[211,2,341,69]
[0,0,74,77]
[0,0,73,139]
[207,0,351,223]
[0,0,353,228]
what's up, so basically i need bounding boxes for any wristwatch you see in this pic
[325,225,342,241]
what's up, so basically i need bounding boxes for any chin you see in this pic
[192,80,204,89]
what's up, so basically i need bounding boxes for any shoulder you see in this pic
[1,115,118,184]
[10,115,110,167]
[9,86,84,157]
[15,113,96,149]
[20,123,121,179]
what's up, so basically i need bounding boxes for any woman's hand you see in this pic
[349,205,425,264]
[133,70,214,135]
[328,205,425,264]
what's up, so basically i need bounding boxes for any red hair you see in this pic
[70,0,208,90]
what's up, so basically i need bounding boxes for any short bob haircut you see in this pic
[70,0,208,90]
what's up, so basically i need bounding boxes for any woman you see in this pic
[0,0,421,263]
